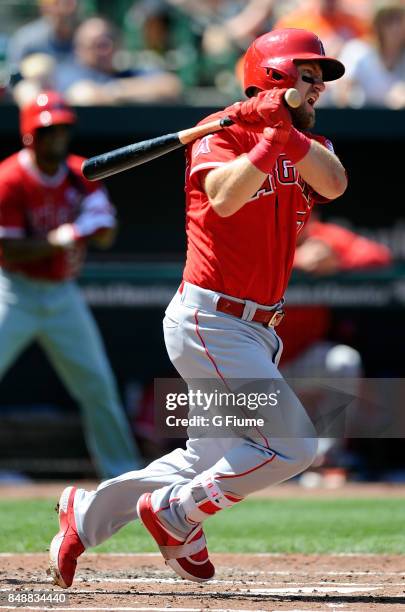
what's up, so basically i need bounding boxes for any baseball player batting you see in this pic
[48,28,347,586]
[0,91,142,480]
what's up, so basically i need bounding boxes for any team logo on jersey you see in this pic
[193,134,213,157]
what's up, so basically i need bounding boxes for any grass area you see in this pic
[1,497,404,554]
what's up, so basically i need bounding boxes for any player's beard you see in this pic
[290,105,315,130]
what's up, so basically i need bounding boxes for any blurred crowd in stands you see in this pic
[0,0,403,108]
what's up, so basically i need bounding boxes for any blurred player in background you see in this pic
[280,214,393,377]
[0,91,142,479]
[279,215,392,476]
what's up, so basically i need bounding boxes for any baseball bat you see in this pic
[82,88,301,181]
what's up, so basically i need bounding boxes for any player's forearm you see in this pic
[204,155,268,217]
[295,139,348,199]
[1,238,60,263]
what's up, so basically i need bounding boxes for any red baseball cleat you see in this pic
[47,486,85,588]
[137,492,215,583]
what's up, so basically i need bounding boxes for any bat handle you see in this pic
[176,116,235,146]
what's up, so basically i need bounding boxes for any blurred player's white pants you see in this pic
[0,270,141,478]
[280,341,363,465]
[280,342,362,380]
[73,283,317,546]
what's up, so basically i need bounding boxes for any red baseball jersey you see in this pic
[0,151,110,281]
[305,220,392,269]
[183,111,337,305]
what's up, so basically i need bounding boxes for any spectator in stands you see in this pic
[123,0,199,88]
[55,16,182,104]
[12,53,57,108]
[339,0,373,20]
[7,0,80,76]
[151,0,276,96]
[198,0,276,92]
[184,0,277,54]
[333,0,405,108]
[274,0,370,58]
[224,0,278,45]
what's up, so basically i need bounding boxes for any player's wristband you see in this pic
[284,128,312,163]
[247,130,286,174]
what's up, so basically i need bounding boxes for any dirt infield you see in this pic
[2,483,405,611]
[2,551,405,611]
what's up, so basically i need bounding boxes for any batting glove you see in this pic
[47,224,78,247]
[225,89,292,133]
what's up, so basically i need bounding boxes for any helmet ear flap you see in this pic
[245,86,258,98]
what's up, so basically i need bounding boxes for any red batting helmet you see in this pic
[20,91,76,146]
[243,28,345,97]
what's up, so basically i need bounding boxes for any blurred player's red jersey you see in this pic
[183,112,333,305]
[0,152,98,280]
[279,221,392,363]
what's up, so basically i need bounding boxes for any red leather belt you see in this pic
[179,282,284,327]
[216,296,285,327]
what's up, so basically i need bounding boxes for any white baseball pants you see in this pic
[74,283,317,547]
[0,270,141,479]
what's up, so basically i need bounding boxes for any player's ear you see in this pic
[246,87,262,98]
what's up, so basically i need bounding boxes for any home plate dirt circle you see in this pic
[2,552,405,611]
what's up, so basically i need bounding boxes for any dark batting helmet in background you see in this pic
[243,28,345,97]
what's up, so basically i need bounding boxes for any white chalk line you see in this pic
[0,608,366,612]
[3,557,405,578]
[91,572,405,580]
[245,570,405,577]
[0,608,338,612]
[2,579,399,589]
[0,607,280,612]
[39,579,405,587]
[0,583,392,594]
[243,586,380,595]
